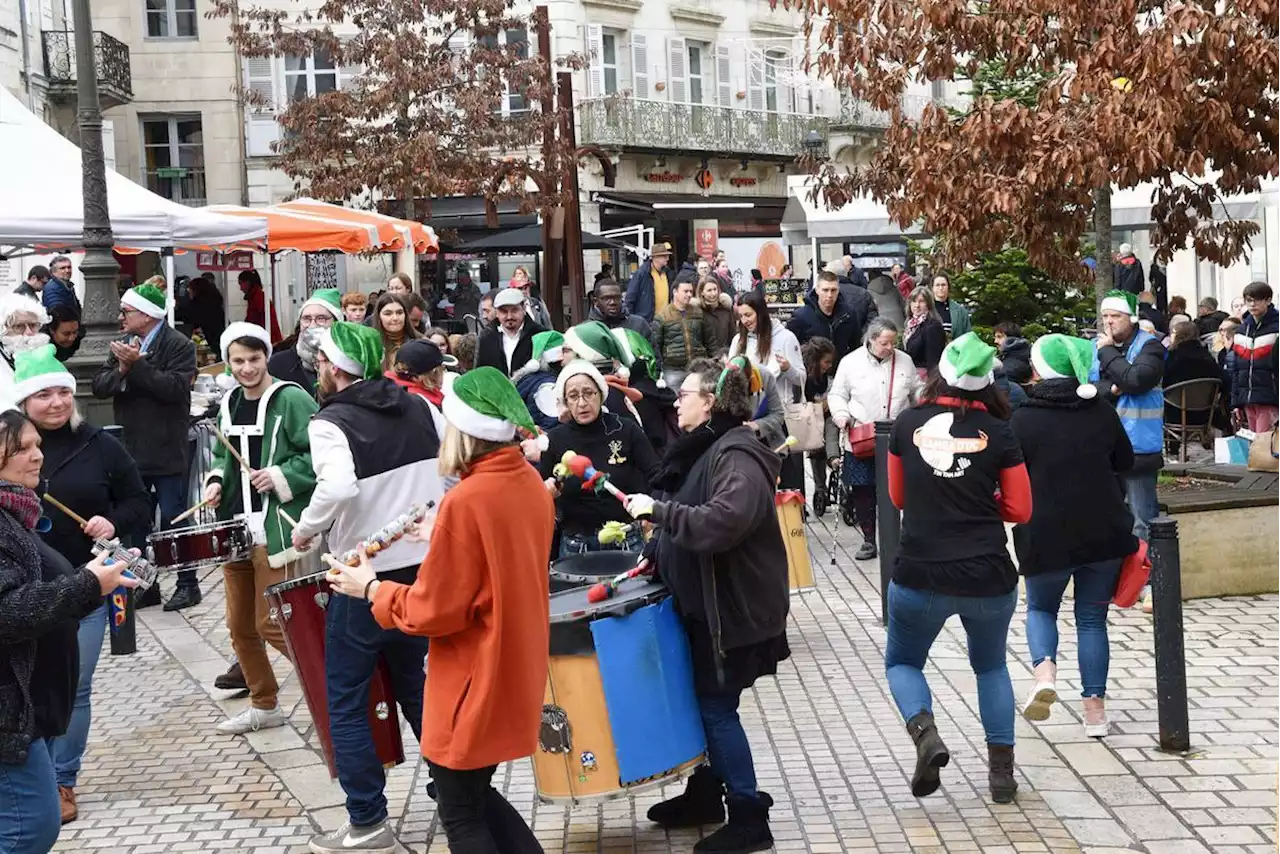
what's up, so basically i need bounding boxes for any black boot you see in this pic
[163,585,202,612]
[693,792,773,853]
[135,584,162,609]
[647,765,725,829]
[988,743,1018,804]
[855,541,877,560]
[906,712,950,797]
[812,486,828,517]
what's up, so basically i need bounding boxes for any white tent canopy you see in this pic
[0,88,267,250]
[782,175,928,246]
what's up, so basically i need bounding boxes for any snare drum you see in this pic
[548,550,642,594]
[264,571,405,779]
[533,579,706,804]
[147,519,251,572]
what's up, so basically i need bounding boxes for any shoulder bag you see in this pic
[848,352,895,459]
[783,384,827,452]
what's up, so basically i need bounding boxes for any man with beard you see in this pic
[290,322,445,854]
[0,293,53,408]
[588,278,653,342]
[476,288,543,377]
[91,284,200,610]
[268,289,342,397]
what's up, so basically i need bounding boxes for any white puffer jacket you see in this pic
[828,345,922,453]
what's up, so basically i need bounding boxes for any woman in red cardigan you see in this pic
[325,366,554,852]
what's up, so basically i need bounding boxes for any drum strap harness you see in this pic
[219,380,295,546]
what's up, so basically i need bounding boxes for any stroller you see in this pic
[821,457,856,528]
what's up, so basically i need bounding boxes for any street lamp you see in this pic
[68,0,121,426]
[803,129,826,158]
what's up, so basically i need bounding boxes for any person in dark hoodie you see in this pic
[1012,334,1136,740]
[510,330,565,433]
[17,348,150,825]
[993,322,1032,384]
[787,270,877,362]
[623,357,788,854]
[1162,321,1225,432]
[1113,243,1145,295]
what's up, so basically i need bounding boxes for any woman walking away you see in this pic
[828,318,919,559]
[801,337,837,516]
[885,333,1031,804]
[16,346,151,824]
[0,408,140,853]
[323,367,553,853]
[623,357,789,854]
[1012,335,1136,737]
[903,286,946,378]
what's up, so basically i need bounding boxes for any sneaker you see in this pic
[1021,683,1058,722]
[217,705,286,735]
[1082,697,1109,738]
[308,820,397,854]
[58,785,77,824]
[163,585,202,611]
[855,541,877,560]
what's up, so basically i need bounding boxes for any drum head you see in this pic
[550,550,641,582]
[265,568,330,596]
[549,578,666,624]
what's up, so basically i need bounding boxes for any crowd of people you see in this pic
[0,248,1274,854]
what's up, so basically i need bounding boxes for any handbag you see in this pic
[784,385,827,452]
[1247,428,1279,473]
[848,352,895,459]
[1112,539,1151,608]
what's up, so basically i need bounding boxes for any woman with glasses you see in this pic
[266,289,342,397]
[538,359,659,557]
[511,266,553,329]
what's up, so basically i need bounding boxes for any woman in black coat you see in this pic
[902,286,946,377]
[1010,334,1137,741]
[0,407,136,852]
[19,361,150,822]
[621,357,789,854]
[181,276,226,352]
[1162,321,1226,428]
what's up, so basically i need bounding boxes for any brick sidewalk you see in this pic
[54,514,1278,853]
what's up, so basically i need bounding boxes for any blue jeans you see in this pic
[1024,559,1122,698]
[144,473,197,589]
[0,739,61,854]
[698,691,757,801]
[1122,472,1159,543]
[558,529,644,559]
[884,582,1018,746]
[52,601,108,788]
[325,572,428,827]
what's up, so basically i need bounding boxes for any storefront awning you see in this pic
[595,192,788,221]
[1110,185,1267,229]
[455,224,632,254]
[781,176,928,246]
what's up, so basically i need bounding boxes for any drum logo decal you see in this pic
[580,751,597,772]
[314,591,330,609]
[375,701,389,721]
[608,441,626,465]
[539,705,571,753]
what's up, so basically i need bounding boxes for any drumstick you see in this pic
[276,507,299,527]
[171,497,214,525]
[773,436,798,455]
[586,558,652,604]
[211,424,253,474]
[42,493,90,528]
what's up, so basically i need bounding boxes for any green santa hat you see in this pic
[12,343,75,403]
[1031,334,1099,399]
[1099,289,1139,320]
[442,366,537,441]
[319,321,384,378]
[937,331,996,391]
[610,327,663,385]
[564,321,633,376]
[512,330,564,385]
[301,288,343,321]
[120,283,167,319]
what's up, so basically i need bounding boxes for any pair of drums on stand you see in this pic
[537,551,707,804]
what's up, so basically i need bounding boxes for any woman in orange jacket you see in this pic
[325,366,554,852]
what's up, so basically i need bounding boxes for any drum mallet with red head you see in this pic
[554,451,628,504]
[585,558,653,604]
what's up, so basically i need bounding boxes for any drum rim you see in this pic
[548,583,667,624]
[266,568,331,595]
[147,518,248,541]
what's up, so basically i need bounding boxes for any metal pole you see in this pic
[873,419,900,625]
[558,70,585,327]
[1148,515,1190,752]
[66,0,121,426]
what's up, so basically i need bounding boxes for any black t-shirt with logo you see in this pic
[888,402,1024,597]
[231,394,264,513]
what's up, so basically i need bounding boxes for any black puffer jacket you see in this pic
[0,502,101,764]
[999,337,1032,384]
[787,288,877,360]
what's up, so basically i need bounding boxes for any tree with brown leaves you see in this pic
[212,0,573,219]
[791,0,1278,300]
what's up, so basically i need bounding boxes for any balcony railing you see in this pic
[837,92,968,128]
[578,98,831,160]
[42,30,133,107]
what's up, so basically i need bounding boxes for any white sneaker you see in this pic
[217,704,286,735]
[1082,697,1109,738]
[308,820,397,854]
[1021,683,1058,722]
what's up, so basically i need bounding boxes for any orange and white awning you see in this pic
[277,198,438,253]
[201,204,421,254]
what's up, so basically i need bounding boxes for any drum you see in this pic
[548,550,642,594]
[265,571,405,779]
[776,490,814,591]
[147,519,251,572]
[534,579,706,804]
[184,419,220,528]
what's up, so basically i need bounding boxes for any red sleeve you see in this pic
[997,463,1033,524]
[888,451,905,510]
[246,289,264,327]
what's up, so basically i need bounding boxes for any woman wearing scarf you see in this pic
[540,359,659,556]
[0,407,139,853]
[623,357,789,854]
[371,293,423,373]
[902,286,946,378]
[385,339,451,435]
[884,333,1031,805]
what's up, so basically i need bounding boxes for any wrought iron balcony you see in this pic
[42,30,133,108]
[577,97,831,161]
[836,92,968,129]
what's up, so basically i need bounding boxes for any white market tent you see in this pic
[0,87,267,250]
[781,175,928,248]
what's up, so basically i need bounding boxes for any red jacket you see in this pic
[245,286,283,343]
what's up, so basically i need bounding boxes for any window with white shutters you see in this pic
[747,50,765,111]
[584,24,604,98]
[631,33,649,97]
[666,36,686,103]
[714,44,732,107]
[601,30,620,95]
[243,56,280,157]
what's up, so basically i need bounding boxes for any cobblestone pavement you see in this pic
[55,513,1278,853]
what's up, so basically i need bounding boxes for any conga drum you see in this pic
[548,550,643,594]
[533,579,706,804]
[776,490,814,591]
[265,571,406,778]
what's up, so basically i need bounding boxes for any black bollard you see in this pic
[1148,515,1190,752]
[873,420,900,626]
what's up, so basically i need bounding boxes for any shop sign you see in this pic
[729,176,758,187]
[695,169,714,190]
[695,227,718,259]
[196,251,254,271]
[642,171,683,183]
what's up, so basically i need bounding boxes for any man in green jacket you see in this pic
[651,278,719,388]
[932,274,971,339]
[202,322,319,736]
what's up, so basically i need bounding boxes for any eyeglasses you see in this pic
[299,313,334,328]
[118,306,140,317]
[6,321,40,334]
[564,389,600,404]
[677,389,708,401]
